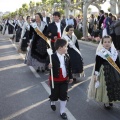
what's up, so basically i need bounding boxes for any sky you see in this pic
[0,0,41,13]
[89,0,110,12]
[0,0,110,13]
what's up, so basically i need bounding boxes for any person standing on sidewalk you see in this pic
[48,39,73,119]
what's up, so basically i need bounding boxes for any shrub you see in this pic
[74,29,83,39]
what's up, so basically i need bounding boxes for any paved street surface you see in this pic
[0,34,120,120]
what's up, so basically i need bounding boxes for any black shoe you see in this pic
[41,69,45,73]
[104,104,111,110]
[109,103,113,107]
[73,78,76,81]
[60,113,67,119]
[51,105,56,111]
[36,69,40,73]
[67,96,69,102]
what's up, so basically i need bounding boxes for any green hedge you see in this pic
[74,29,83,39]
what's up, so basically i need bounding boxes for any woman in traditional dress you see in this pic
[2,19,9,35]
[62,25,84,81]
[87,36,120,109]
[18,16,31,53]
[25,13,48,72]
[0,22,3,34]
[8,18,15,34]
[15,15,24,42]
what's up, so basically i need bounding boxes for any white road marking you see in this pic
[10,39,41,78]
[84,63,94,69]
[41,82,51,95]
[29,66,41,78]
[1,98,49,120]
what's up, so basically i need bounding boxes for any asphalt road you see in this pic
[0,34,120,120]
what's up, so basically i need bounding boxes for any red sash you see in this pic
[49,68,68,82]
[51,32,61,42]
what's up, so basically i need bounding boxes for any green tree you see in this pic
[22,3,29,16]
[29,1,35,17]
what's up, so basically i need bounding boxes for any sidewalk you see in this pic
[79,39,98,47]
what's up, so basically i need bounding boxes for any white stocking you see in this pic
[60,100,67,115]
[51,101,55,105]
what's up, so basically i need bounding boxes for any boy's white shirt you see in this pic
[57,52,67,78]
[55,21,61,37]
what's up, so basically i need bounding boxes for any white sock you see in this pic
[60,100,67,115]
[105,103,109,107]
[51,101,55,105]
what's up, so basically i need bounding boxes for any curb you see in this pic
[78,40,98,47]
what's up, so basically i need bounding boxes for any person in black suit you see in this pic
[42,11,51,26]
[46,11,66,52]
[48,39,73,119]
[98,10,105,30]
[97,10,105,37]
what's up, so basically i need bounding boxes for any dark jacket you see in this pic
[29,22,49,63]
[46,17,51,25]
[46,22,65,40]
[105,17,110,35]
[48,53,73,79]
[98,15,105,30]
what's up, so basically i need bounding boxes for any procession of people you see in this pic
[1,9,120,119]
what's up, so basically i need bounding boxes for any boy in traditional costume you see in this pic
[48,39,73,119]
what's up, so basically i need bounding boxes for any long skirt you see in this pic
[68,47,83,74]
[25,47,45,70]
[95,64,120,103]
[18,31,30,53]
[15,27,22,42]
[8,24,14,34]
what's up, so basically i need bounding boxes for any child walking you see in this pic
[88,36,120,109]
[48,39,73,119]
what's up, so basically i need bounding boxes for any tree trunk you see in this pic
[65,3,69,18]
[83,2,90,37]
[117,0,120,13]
[110,0,117,14]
